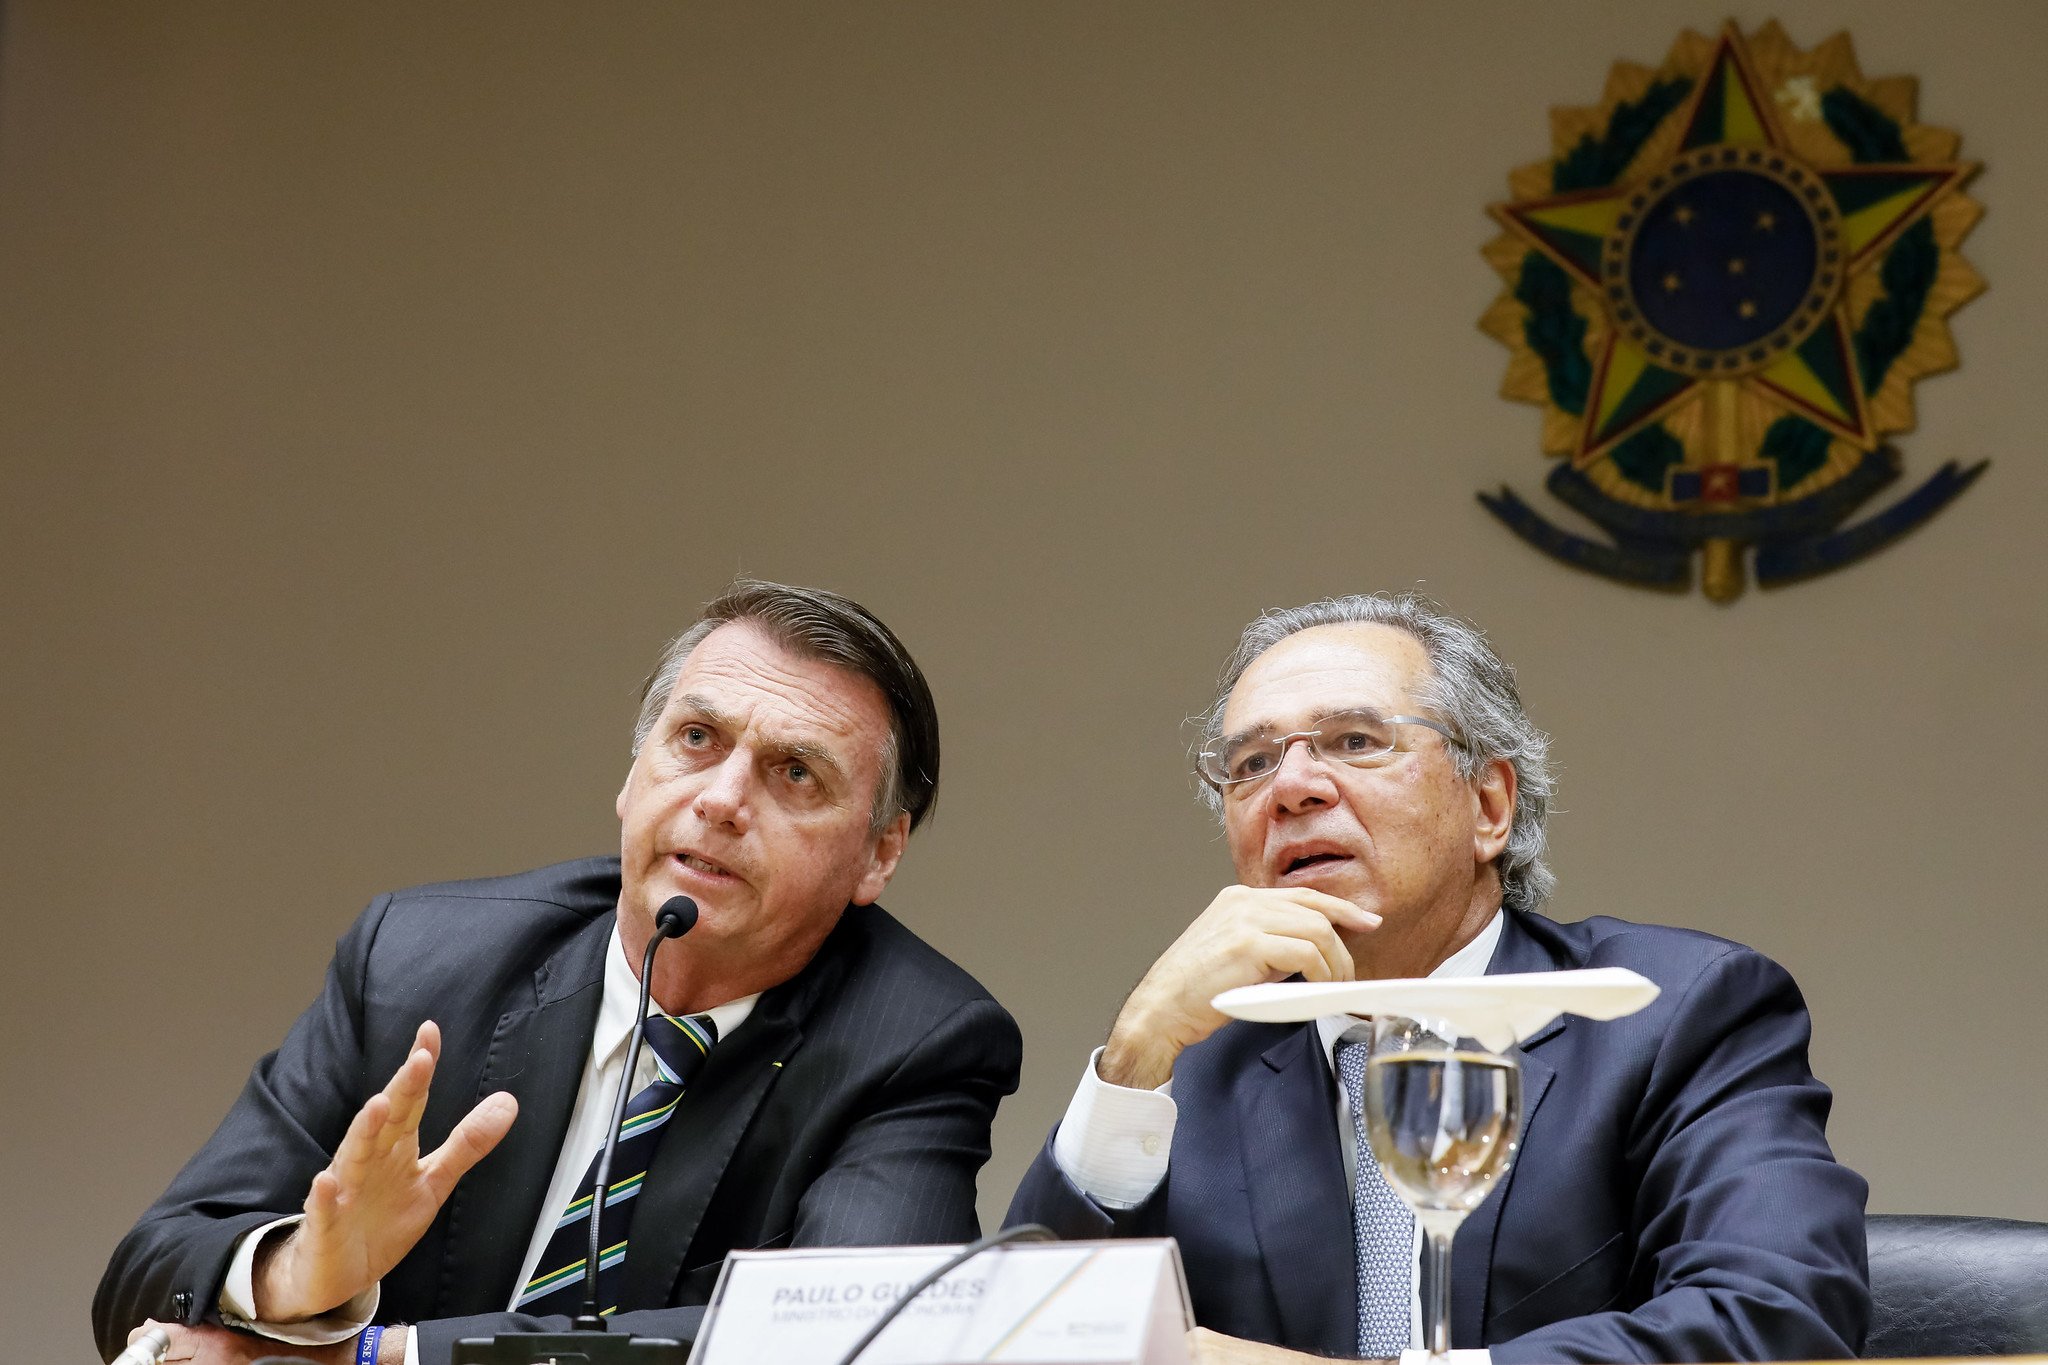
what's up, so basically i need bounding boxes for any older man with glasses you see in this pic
[1008,592,1869,1365]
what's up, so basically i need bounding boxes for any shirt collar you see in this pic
[1315,908,1506,1065]
[597,921,761,1069]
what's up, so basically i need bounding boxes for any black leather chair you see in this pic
[1865,1214,2048,1357]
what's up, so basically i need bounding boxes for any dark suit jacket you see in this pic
[1007,910,1869,1362]
[95,857,1022,1364]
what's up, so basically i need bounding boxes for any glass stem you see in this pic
[1423,1215,1458,1359]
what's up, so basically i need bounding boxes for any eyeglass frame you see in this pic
[1196,709,1464,794]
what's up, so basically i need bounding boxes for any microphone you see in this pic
[453,895,698,1364]
[574,896,698,1331]
[655,895,699,939]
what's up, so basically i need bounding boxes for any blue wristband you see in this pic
[356,1325,384,1365]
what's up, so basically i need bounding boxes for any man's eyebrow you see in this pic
[670,693,739,729]
[1215,705,1392,748]
[775,739,848,781]
[1214,722,1274,751]
[1316,705,1392,722]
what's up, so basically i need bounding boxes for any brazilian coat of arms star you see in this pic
[1478,20,1984,601]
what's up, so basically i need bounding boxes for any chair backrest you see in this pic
[1866,1213,2048,1357]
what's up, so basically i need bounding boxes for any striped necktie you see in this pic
[518,1011,718,1317]
[1337,1030,1416,1358]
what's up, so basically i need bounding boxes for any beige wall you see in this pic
[7,3,2045,1358]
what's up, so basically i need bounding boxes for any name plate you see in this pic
[689,1239,1191,1365]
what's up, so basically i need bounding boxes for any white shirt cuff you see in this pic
[1049,1046,1178,1209]
[218,1215,381,1345]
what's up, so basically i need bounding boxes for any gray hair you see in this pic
[1199,592,1556,912]
[631,580,940,836]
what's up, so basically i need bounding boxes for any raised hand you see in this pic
[253,1021,518,1322]
[1099,885,1377,1090]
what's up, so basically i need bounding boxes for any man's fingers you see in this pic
[1260,935,1340,984]
[1272,902,1354,982]
[379,1041,439,1138]
[305,1169,343,1219]
[327,1091,394,1185]
[1214,883,1378,937]
[1294,925,1359,986]
[1251,903,1355,980]
[1320,929,1354,983]
[1271,885,1381,932]
[317,1024,446,1192]
[423,1092,519,1197]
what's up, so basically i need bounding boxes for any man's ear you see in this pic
[852,811,912,906]
[1471,757,1516,864]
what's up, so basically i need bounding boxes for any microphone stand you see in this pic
[453,898,699,1364]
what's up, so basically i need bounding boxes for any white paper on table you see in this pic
[1212,967,1659,1052]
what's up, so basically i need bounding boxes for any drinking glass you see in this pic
[1361,1015,1523,1360]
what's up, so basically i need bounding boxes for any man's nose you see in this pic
[1266,736,1337,809]
[693,752,754,829]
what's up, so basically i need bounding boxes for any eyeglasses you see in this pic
[1197,709,1461,792]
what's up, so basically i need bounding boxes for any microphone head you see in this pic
[655,895,699,938]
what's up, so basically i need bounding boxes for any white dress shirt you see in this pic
[1051,910,1504,1363]
[219,924,757,1365]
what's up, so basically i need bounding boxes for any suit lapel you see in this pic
[1241,1025,1357,1357]
[617,909,860,1307]
[438,913,613,1316]
[1452,912,1562,1347]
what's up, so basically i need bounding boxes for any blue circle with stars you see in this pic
[1628,170,1816,350]
[1601,146,1842,375]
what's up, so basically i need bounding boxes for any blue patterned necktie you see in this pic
[518,1011,718,1317]
[1337,1030,1416,1358]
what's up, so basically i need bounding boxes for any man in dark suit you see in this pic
[1007,592,1868,1364]
[98,581,1022,1365]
